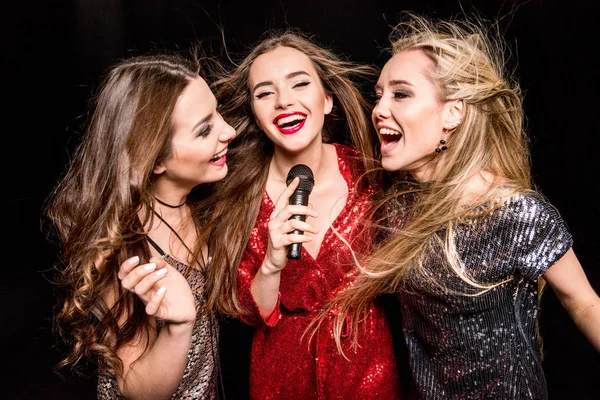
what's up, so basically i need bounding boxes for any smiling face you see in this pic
[154,77,236,188]
[248,46,333,153]
[373,50,460,181]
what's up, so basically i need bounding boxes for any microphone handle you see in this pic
[287,214,306,260]
[287,189,309,260]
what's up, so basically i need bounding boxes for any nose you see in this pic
[218,115,236,142]
[372,97,390,121]
[275,87,294,109]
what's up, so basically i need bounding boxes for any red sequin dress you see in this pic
[237,144,401,400]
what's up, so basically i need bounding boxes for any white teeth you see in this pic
[276,114,305,127]
[211,148,227,160]
[379,127,402,136]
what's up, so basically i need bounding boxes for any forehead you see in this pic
[378,49,436,86]
[249,46,317,83]
[172,76,214,125]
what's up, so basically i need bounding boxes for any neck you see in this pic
[151,192,191,223]
[154,195,186,208]
[270,141,329,183]
[153,181,190,209]
[410,154,440,183]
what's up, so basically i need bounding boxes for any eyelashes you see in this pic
[254,81,312,99]
[293,81,310,89]
[256,91,271,99]
[371,91,410,103]
[198,123,213,138]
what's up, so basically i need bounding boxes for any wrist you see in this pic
[260,259,283,277]
[164,318,196,336]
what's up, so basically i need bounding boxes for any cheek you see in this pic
[251,101,268,129]
[305,90,327,110]
[183,144,212,164]
[408,107,443,141]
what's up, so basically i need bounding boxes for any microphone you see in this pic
[285,164,315,260]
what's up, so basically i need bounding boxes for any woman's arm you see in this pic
[250,177,318,320]
[544,248,600,351]
[110,256,197,399]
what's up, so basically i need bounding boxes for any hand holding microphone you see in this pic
[285,164,315,259]
[264,164,317,273]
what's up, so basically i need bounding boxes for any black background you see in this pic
[4,0,599,399]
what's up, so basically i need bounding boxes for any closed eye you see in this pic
[198,123,213,138]
[255,91,273,99]
[293,81,310,89]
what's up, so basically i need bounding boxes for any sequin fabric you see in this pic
[395,192,573,400]
[238,144,401,400]
[98,254,219,400]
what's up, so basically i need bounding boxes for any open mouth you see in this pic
[379,127,403,150]
[276,114,306,128]
[274,113,307,134]
[210,147,227,162]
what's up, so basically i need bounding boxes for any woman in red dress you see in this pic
[208,31,402,399]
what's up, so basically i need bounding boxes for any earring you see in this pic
[435,139,448,153]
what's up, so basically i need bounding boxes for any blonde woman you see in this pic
[328,14,600,400]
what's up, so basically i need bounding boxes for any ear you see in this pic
[153,162,166,175]
[324,94,333,115]
[443,99,464,130]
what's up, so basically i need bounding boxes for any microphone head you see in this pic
[286,164,314,192]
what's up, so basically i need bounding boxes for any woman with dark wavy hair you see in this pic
[45,51,235,399]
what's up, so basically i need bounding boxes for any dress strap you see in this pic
[146,235,166,256]
[151,208,207,270]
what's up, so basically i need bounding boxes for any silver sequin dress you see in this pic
[97,251,219,400]
[397,192,572,400]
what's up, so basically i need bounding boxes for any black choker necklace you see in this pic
[154,196,186,209]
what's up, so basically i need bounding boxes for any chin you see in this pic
[381,159,404,172]
[205,169,229,184]
[215,168,228,181]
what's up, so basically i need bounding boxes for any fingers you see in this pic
[281,232,314,246]
[268,209,318,242]
[118,255,140,280]
[283,218,319,236]
[144,286,167,315]
[119,256,168,295]
[272,177,300,215]
[270,177,319,223]
[278,205,319,223]
[132,265,168,295]
[268,216,318,252]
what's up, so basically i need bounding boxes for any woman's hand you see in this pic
[263,177,319,275]
[118,256,196,325]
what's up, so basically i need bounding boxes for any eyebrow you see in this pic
[252,71,311,93]
[192,114,211,132]
[374,79,414,90]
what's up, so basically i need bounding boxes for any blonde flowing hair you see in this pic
[325,13,535,353]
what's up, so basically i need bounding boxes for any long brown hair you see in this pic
[205,29,379,317]
[328,13,534,352]
[44,51,219,376]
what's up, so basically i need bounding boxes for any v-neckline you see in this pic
[263,144,351,262]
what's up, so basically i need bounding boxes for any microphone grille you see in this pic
[286,164,315,192]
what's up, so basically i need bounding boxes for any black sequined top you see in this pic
[397,192,572,400]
